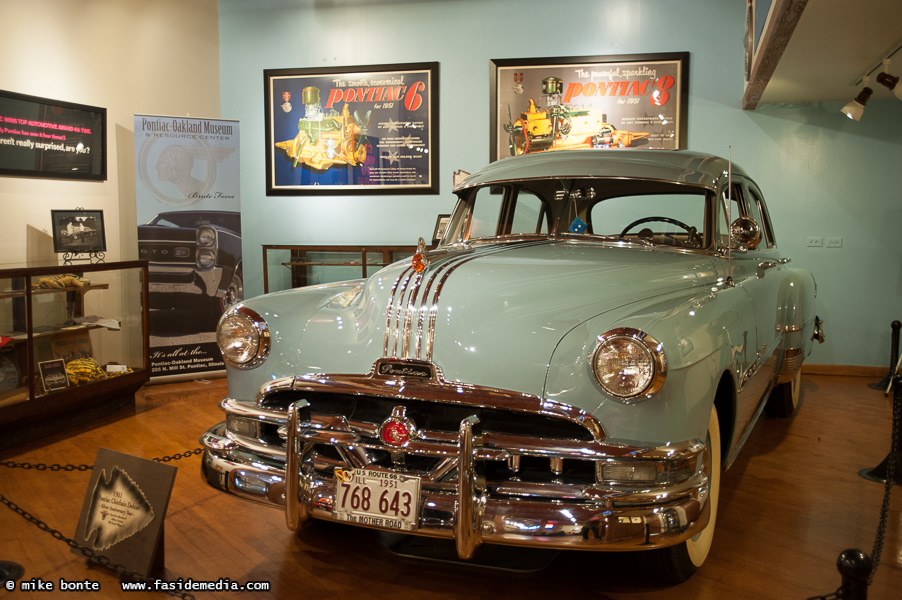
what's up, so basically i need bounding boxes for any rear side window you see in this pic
[746,187,775,247]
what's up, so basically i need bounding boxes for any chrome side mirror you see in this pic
[730,217,761,250]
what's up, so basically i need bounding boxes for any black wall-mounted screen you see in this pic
[0,89,106,181]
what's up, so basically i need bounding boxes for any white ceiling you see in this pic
[753,0,902,105]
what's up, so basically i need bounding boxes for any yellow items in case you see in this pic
[65,358,107,386]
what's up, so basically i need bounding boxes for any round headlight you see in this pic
[197,248,216,269]
[197,226,216,247]
[217,307,269,368]
[591,328,666,401]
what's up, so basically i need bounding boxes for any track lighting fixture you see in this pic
[876,72,901,97]
[841,78,873,121]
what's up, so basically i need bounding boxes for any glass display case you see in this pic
[0,260,149,449]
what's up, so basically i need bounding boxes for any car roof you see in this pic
[156,210,240,217]
[454,149,751,192]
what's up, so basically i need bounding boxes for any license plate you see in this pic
[332,468,420,531]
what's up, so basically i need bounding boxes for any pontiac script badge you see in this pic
[376,359,434,379]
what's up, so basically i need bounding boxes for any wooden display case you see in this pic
[0,260,150,449]
[262,244,417,293]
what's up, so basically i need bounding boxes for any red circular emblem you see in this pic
[380,421,410,447]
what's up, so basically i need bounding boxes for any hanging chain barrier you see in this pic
[0,447,204,599]
[0,447,203,472]
[868,375,899,585]
[807,372,900,600]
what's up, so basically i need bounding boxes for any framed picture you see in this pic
[0,89,107,181]
[265,62,439,196]
[490,53,689,162]
[432,214,451,245]
[51,210,106,254]
[39,359,68,393]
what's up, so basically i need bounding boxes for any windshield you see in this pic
[149,212,241,233]
[442,178,714,250]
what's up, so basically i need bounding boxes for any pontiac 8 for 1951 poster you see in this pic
[265,62,438,195]
[490,53,688,161]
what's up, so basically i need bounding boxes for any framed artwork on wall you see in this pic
[50,209,106,255]
[264,62,439,195]
[490,52,689,162]
[0,89,107,181]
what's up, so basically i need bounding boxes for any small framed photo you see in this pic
[51,209,106,254]
[432,214,451,246]
[39,359,69,393]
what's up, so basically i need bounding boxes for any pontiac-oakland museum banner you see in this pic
[134,114,241,378]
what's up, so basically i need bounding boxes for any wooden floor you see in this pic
[1,374,900,599]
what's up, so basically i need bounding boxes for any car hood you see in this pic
[289,240,720,397]
[137,225,196,242]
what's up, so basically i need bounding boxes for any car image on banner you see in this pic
[138,209,243,313]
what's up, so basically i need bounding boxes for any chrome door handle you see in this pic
[757,261,778,278]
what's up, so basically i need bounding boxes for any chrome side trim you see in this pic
[776,347,805,384]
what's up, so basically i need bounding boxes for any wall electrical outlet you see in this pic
[826,237,843,248]
[806,236,823,247]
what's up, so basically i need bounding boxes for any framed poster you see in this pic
[265,62,439,195]
[490,53,688,161]
[50,209,106,254]
[0,89,106,181]
[38,359,68,393]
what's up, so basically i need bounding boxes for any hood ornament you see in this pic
[411,236,429,273]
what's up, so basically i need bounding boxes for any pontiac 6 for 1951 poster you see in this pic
[265,62,438,195]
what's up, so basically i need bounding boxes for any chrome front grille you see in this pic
[220,372,700,503]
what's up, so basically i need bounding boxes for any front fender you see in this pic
[223,279,366,400]
[544,282,756,445]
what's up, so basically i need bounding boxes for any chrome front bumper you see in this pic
[149,264,224,298]
[200,408,711,557]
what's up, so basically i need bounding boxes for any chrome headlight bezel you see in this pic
[217,306,270,369]
[590,327,667,403]
[197,226,217,247]
[197,248,216,269]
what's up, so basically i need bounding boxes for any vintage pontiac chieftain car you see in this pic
[201,149,822,583]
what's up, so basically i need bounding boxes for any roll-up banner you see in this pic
[134,115,241,379]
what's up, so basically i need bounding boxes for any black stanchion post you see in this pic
[837,549,872,600]
[860,372,902,485]
[869,320,901,390]
[0,560,25,586]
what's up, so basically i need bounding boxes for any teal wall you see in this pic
[219,0,902,368]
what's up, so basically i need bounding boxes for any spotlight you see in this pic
[876,72,902,100]
[841,86,873,121]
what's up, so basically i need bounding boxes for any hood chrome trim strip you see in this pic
[384,241,550,362]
